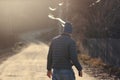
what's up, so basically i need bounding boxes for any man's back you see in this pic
[51,34,74,70]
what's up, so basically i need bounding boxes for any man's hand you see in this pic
[78,71,82,77]
[47,71,52,78]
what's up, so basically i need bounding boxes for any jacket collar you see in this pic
[61,33,71,37]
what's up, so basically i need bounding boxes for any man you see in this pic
[47,22,82,80]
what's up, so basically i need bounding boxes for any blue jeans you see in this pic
[52,69,75,80]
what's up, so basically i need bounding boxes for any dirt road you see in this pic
[0,30,96,80]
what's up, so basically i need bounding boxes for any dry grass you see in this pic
[79,54,120,78]
[79,54,105,68]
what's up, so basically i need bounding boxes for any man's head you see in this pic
[63,22,72,34]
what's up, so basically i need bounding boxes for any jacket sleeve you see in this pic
[47,42,53,71]
[69,40,82,71]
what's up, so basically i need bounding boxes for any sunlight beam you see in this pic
[48,14,65,25]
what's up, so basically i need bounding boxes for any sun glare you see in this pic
[0,0,48,32]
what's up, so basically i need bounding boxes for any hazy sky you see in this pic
[0,0,49,33]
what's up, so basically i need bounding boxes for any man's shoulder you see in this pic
[52,35,75,43]
[52,35,61,40]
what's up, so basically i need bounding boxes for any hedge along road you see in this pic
[0,29,96,80]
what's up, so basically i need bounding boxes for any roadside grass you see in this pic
[79,54,105,68]
[79,53,120,78]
